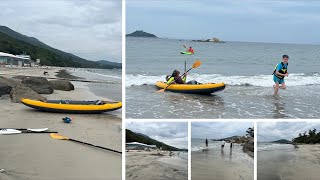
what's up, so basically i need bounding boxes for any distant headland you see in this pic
[126,30,157,38]
[192,37,226,43]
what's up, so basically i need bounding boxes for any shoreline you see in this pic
[0,67,122,179]
[258,144,320,180]
[126,151,188,180]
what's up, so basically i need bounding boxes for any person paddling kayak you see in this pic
[166,70,199,85]
[186,46,194,54]
[273,55,289,95]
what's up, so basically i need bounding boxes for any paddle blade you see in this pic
[50,133,69,140]
[192,60,202,68]
[0,129,22,135]
[27,128,49,132]
[156,89,165,93]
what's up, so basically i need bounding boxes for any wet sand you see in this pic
[126,151,188,180]
[192,144,254,180]
[258,144,320,180]
[0,67,122,180]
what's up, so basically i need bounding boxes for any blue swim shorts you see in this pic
[273,76,285,84]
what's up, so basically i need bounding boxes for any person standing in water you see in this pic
[205,139,208,147]
[221,140,225,149]
[273,55,289,95]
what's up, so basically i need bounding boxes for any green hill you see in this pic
[271,139,292,144]
[126,30,157,38]
[126,129,187,151]
[0,26,120,69]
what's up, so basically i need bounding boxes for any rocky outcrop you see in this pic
[21,77,53,94]
[192,37,226,43]
[10,83,46,103]
[49,80,74,91]
[0,83,12,96]
[242,138,254,157]
[0,76,21,87]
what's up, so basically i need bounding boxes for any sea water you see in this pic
[126,37,320,119]
[68,68,122,116]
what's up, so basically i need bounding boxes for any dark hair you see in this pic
[283,55,289,59]
[172,70,180,77]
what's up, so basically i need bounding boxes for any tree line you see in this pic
[292,128,320,144]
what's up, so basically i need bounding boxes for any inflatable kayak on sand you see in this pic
[21,98,122,114]
[155,81,225,94]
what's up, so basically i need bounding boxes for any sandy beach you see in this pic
[258,144,320,180]
[192,143,254,180]
[126,151,188,180]
[0,67,122,180]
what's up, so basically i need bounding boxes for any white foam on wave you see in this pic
[126,73,320,87]
[258,143,293,152]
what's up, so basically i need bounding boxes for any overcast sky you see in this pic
[192,122,253,139]
[127,0,320,44]
[126,121,188,149]
[0,0,121,62]
[258,122,320,142]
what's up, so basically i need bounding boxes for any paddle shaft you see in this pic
[24,131,58,133]
[69,138,122,154]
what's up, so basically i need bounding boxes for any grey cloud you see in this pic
[126,122,188,149]
[258,122,320,142]
[192,122,253,139]
[0,0,121,61]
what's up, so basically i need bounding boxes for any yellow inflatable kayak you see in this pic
[155,81,225,94]
[21,98,122,114]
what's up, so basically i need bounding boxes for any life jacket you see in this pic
[166,76,186,84]
[273,62,288,79]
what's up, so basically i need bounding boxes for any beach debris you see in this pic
[62,117,72,123]
[0,169,5,173]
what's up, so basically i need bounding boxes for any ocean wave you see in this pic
[258,143,294,152]
[126,73,320,87]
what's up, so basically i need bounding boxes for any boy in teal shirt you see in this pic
[273,55,289,95]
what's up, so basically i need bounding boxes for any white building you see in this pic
[0,52,33,67]
[126,142,157,150]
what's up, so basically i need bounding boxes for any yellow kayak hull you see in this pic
[21,98,122,114]
[155,81,225,94]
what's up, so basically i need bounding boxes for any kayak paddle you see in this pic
[50,133,122,154]
[0,129,57,135]
[157,60,202,93]
[0,128,49,132]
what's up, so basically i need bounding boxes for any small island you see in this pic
[271,139,292,144]
[192,37,225,43]
[126,30,157,38]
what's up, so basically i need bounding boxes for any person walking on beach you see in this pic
[205,139,208,147]
[273,55,289,95]
[230,141,233,149]
[221,140,225,149]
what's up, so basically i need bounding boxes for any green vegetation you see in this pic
[126,129,187,151]
[0,26,121,69]
[293,128,320,144]
[126,30,157,38]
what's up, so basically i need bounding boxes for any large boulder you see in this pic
[0,83,12,96]
[22,77,53,94]
[49,80,74,91]
[0,76,21,87]
[10,84,46,103]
